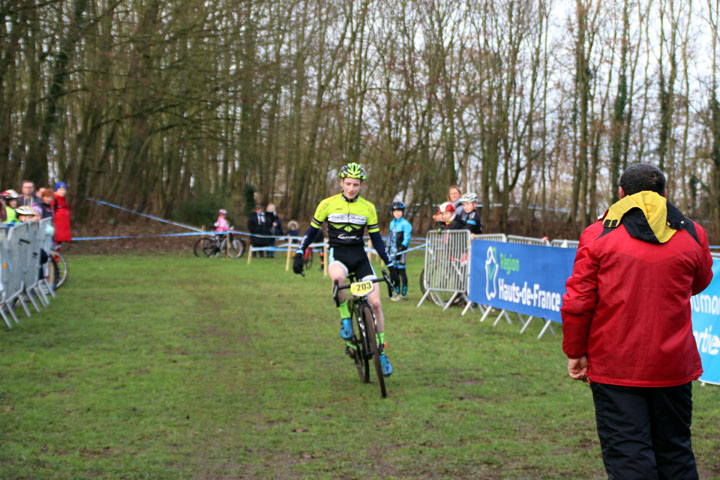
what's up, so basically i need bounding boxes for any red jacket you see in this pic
[53,194,72,242]
[562,195,713,387]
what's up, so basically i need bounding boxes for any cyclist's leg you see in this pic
[328,249,352,339]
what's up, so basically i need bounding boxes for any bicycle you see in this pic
[333,271,393,398]
[193,231,245,258]
[47,249,68,289]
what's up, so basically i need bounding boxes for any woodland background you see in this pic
[1,0,719,238]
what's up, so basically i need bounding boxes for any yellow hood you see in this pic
[603,191,677,243]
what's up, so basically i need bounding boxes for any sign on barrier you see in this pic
[468,239,575,323]
[692,259,720,385]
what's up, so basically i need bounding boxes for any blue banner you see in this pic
[469,240,576,323]
[691,259,720,385]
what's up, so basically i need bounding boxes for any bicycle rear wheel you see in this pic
[361,304,387,398]
[48,250,68,289]
[194,237,220,258]
[304,249,314,270]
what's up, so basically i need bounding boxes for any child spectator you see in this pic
[37,188,54,219]
[387,201,413,300]
[52,182,72,245]
[437,202,463,230]
[432,185,462,223]
[287,220,300,243]
[15,205,52,279]
[459,192,482,234]
[214,208,229,232]
[2,190,20,225]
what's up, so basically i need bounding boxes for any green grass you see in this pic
[1,252,719,479]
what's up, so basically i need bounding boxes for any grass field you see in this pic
[1,252,719,479]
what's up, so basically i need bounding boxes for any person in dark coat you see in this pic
[247,204,272,257]
[265,203,283,258]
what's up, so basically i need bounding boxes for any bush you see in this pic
[172,194,228,229]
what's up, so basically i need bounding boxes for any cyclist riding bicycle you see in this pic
[293,162,394,376]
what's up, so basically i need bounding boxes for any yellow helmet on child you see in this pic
[339,162,367,181]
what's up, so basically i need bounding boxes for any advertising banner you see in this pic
[468,240,576,323]
[692,259,720,385]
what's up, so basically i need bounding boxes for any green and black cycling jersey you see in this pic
[297,193,391,265]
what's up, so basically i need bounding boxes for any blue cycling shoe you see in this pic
[340,318,353,340]
[379,353,392,377]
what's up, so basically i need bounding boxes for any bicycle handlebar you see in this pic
[333,270,393,306]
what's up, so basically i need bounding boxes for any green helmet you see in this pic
[339,162,367,181]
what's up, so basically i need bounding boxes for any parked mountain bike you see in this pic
[333,271,393,398]
[47,249,68,289]
[193,232,245,258]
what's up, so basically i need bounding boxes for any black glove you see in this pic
[293,252,304,275]
[398,244,407,252]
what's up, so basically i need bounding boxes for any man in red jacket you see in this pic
[562,163,713,480]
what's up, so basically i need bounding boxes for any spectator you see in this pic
[265,203,283,258]
[52,182,72,245]
[214,209,229,233]
[432,185,462,223]
[287,220,300,243]
[2,189,20,225]
[17,180,40,208]
[37,188,54,219]
[561,163,713,479]
[387,201,413,301]
[247,204,272,258]
[15,205,52,279]
[458,192,482,234]
[436,202,463,230]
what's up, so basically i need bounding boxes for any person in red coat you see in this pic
[52,182,72,244]
[562,163,713,479]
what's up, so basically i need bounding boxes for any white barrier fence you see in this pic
[417,230,472,311]
[0,218,55,328]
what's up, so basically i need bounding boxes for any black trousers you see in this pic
[590,382,697,480]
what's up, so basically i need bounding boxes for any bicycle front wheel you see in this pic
[49,250,68,289]
[361,305,387,398]
[220,238,244,258]
[353,309,370,383]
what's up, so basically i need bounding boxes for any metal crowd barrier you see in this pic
[550,239,579,248]
[507,234,549,246]
[418,230,471,311]
[1,218,55,328]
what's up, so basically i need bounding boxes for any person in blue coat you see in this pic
[387,201,413,300]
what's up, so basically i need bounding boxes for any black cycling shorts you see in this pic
[328,245,375,280]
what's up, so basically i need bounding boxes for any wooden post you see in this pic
[285,238,292,272]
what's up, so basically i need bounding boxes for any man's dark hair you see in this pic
[619,163,666,196]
